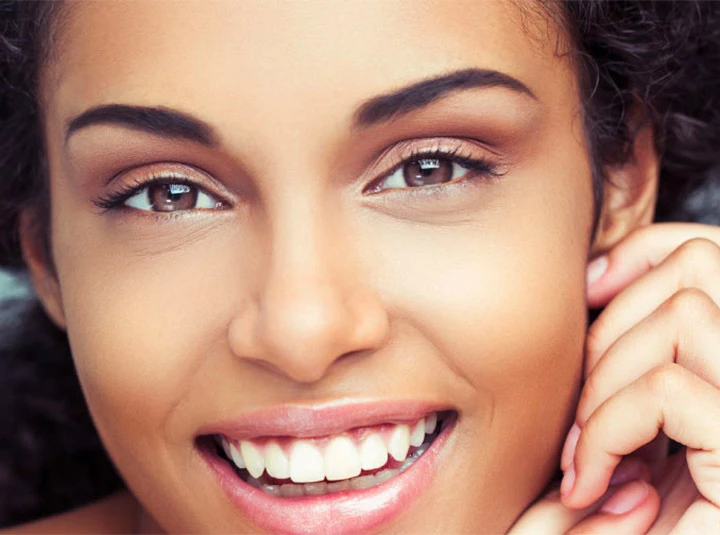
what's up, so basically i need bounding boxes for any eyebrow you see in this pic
[353,68,536,127]
[66,104,218,146]
[65,68,534,144]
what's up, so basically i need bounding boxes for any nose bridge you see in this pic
[233,185,387,383]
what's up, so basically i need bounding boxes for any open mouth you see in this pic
[201,410,451,498]
[198,404,457,534]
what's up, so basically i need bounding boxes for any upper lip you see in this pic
[198,399,450,440]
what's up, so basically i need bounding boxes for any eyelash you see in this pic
[92,145,504,213]
[93,174,215,212]
[365,145,503,196]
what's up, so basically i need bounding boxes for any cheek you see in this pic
[365,166,591,518]
[53,218,249,449]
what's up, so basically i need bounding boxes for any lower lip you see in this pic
[199,416,455,535]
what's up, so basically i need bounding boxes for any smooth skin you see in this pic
[6,0,718,533]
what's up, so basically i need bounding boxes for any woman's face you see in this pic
[38,1,594,532]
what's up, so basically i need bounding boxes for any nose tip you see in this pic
[228,280,389,384]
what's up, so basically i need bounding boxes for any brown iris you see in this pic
[403,158,453,187]
[149,183,198,212]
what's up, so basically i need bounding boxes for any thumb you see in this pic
[511,460,658,535]
[566,480,660,535]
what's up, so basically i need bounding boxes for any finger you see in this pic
[670,498,720,534]
[587,223,720,308]
[563,364,720,509]
[563,289,720,471]
[509,488,595,535]
[576,289,720,447]
[585,238,720,378]
[567,481,660,535]
[511,460,654,535]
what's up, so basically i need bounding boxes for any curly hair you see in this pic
[561,0,720,221]
[0,0,719,525]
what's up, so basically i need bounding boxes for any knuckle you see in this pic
[645,362,685,400]
[675,238,720,279]
[662,287,716,318]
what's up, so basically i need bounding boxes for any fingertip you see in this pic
[562,460,616,510]
[599,480,650,515]
[586,255,609,288]
[560,465,577,504]
[560,423,581,471]
[565,481,660,535]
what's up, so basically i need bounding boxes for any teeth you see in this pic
[359,434,388,471]
[280,483,304,498]
[387,424,410,462]
[220,437,232,458]
[375,468,399,484]
[265,442,290,479]
[425,412,438,435]
[327,480,351,492]
[289,441,325,483]
[271,467,402,497]
[219,412,444,489]
[324,436,362,481]
[304,482,327,496]
[351,474,377,490]
[240,441,265,479]
[228,442,246,469]
[409,419,426,447]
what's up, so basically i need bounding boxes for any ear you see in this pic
[590,123,660,256]
[19,210,67,330]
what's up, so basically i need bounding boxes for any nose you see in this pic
[227,197,389,384]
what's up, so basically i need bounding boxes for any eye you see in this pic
[125,182,222,212]
[375,157,476,192]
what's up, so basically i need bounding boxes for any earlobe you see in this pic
[19,210,67,330]
[591,124,660,256]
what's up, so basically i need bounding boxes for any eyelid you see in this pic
[362,137,505,193]
[94,162,233,213]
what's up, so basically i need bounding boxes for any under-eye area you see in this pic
[197,411,455,498]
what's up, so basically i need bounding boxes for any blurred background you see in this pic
[0,271,28,299]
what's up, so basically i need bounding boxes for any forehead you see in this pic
[47,1,575,130]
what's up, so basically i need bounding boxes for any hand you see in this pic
[510,458,659,535]
[560,223,720,532]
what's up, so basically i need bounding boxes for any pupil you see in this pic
[403,158,452,187]
[150,183,198,212]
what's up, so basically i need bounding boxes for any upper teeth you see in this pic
[219,412,440,484]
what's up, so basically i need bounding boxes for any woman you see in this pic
[1,0,720,532]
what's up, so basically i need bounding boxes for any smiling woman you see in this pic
[0,1,719,534]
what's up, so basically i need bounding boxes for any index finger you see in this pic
[588,223,720,309]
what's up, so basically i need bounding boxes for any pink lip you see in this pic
[197,400,456,534]
[198,399,448,439]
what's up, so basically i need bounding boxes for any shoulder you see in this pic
[1,491,139,534]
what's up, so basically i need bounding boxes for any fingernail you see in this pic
[600,481,649,515]
[609,461,644,487]
[586,255,608,286]
[560,423,581,471]
[560,465,575,497]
